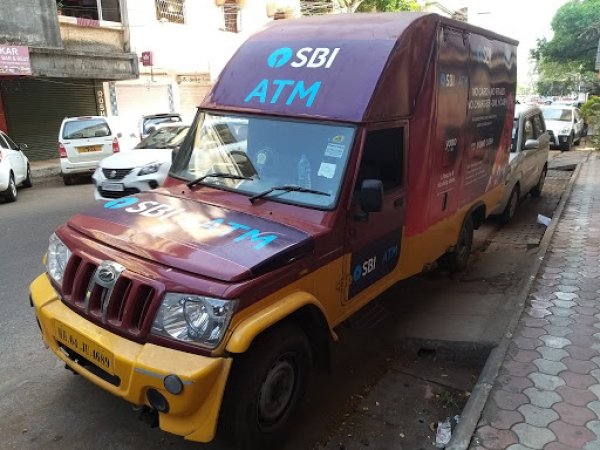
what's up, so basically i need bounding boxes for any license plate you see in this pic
[77,145,102,153]
[54,321,115,375]
[102,182,124,192]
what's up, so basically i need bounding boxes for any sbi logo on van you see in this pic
[244,46,341,108]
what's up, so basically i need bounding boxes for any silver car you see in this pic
[494,104,550,223]
[541,106,585,151]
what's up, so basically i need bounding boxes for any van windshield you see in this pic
[171,113,356,210]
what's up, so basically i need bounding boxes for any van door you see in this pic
[342,126,406,304]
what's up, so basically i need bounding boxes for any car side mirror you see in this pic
[523,139,539,150]
[360,179,383,213]
[18,143,28,151]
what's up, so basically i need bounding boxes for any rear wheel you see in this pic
[62,174,74,186]
[3,173,17,202]
[531,166,547,198]
[439,214,474,272]
[501,185,519,224]
[219,322,311,450]
[22,164,32,188]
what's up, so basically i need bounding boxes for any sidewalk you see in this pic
[470,152,600,449]
[30,158,60,180]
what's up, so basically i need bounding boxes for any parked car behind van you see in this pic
[138,113,182,140]
[59,116,136,185]
[0,130,31,202]
[92,123,189,200]
[541,106,586,151]
[494,104,549,223]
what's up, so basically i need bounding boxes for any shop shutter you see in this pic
[113,84,171,132]
[178,83,212,121]
[1,78,98,161]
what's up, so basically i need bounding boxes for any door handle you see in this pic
[394,197,404,208]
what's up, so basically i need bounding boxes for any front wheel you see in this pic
[531,166,547,198]
[219,323,311,450]
[501,185,519,224]
[439,214,474,272]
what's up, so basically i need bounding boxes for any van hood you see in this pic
[545,120,571,134]
[67,192,314,282]
[99,149,173,169]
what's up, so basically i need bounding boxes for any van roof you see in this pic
[203,12,517,123]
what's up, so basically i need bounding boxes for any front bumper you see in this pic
[92,166,169,200]
[30,273,232,443]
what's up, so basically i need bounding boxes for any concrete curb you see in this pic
[31,166,61,181]
[445,157,586,450]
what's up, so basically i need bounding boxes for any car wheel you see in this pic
[63,174,74,186]
[439,214,474,272]
[22,164,32,188]
[563,133,573,151]
[219,322,311,450]
[500,185,519,224]
[3,173,17,202]
[531,166,547,198]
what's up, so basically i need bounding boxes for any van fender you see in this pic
[225,292,336,354]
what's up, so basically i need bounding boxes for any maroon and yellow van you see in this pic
[31,12,517,449]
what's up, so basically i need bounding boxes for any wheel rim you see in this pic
[257,355,296,431]
[9,177,16,197]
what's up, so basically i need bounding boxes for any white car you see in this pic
[92,124,189,200]
[493,104,550,223]
[541,106,586,151]
[59,116,137,185]
[0,130,31,203]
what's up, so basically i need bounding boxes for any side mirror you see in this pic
[360,179,383,213]
[523,139,539,150]
[18,143,28,151]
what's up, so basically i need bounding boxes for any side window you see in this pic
[523,118,534,143]
[0,134,8,149]
[532,115,545,138]
[356,128,404,193]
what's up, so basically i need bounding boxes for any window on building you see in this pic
[221,0,241,33]
[155,0,185,24]
[57,0,122,22]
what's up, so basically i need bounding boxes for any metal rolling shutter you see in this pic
[113,84,171,130]
[178,83,212,121]
[1,78,97,161]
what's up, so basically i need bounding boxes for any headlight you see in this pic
[560,127,571,134]
[138,163,162,176]
[151,293,237,349]
[46,233,71,286]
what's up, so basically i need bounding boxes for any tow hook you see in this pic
[136,405,158,428]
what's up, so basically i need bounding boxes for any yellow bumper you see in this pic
[30,274,232,443]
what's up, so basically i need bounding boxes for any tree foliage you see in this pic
[532,0,600,95]
[333,0,420,13]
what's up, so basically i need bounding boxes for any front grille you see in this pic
[62,255,160,339]
[102,168,132,180]
[98,187,140,199]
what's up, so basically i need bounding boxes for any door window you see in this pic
[2,133,19,150]
[0,133,9,149]
[355,127,404,194]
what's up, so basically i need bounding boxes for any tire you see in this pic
[563,133,573,151]
[439,214,474,272]
[219,322,312,450]
[3,173,17,202]
[63,174,74,186]
[501,185,519,224]
[530,166,547,198]
[22,164,32,188]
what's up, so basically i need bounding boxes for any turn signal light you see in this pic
[58,143,67,158]
[112,138,120,153]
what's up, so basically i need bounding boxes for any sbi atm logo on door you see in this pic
[244,46,340,108]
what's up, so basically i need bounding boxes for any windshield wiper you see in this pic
[249,185,330,204]
[187,172,252,188]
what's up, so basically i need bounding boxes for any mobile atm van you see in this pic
[30,13,516,449]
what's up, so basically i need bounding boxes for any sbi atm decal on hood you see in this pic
[244,46,340,108]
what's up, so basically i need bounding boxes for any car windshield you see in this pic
[543,108,572,122]
[135,126,189,149]
[63,119,111,139]
[143,115,182,134]
[171,113,356,210]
